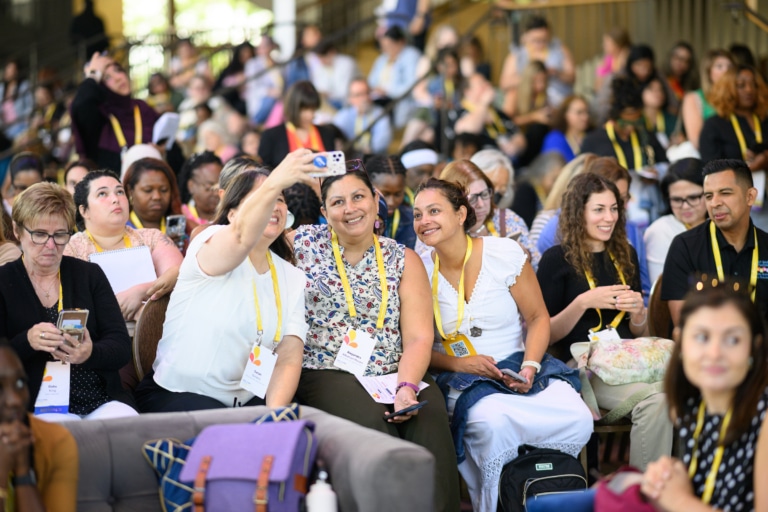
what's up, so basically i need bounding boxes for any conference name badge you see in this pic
[441,333,477,358]
[33,361,71,415]
[334,328,376,376]
[240,343,278,399]
[589,326,622,343]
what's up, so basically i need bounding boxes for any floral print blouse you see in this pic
[294,224,405,376]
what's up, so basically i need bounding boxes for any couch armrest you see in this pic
[302,407,435,512]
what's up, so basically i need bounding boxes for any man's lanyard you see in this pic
[461,100,507,138]
[730,113,762,160]
[330,230,389,330]
[354,112,371,150]
[432,235,472,340]
[605,121,642,170]
[252,252,282,345]
[710,221,758,302]
[129,211,166,233]
[108,106,142,149]
[85,230,132,253]
[286,122,325,152]
[585,253,627,332]
[688,401,732,504]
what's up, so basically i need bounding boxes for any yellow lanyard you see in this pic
[485,220,499,237]
[330,230,389,330]
[43,104,56,125]
[85,230,132,253]
[444,79,455,105]
[23,256,63,312]
[251,252,282,344]
[108,106,142,149]
[605,121,642,170]
[129,210,166,233]
[354,113,371,150]
[390,209,400,238]
[432,235,473,340]
[688,401,732,504]
[404,187,415,206]
[461,100,507,138]
[730,114,762,160]
[710,221,758,302]
[585,253,627,332]
[645,112,665,135]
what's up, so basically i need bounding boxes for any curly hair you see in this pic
[558,172,634,285]
[709,65,768,119]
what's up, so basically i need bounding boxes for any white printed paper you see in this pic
[355,373,430,404]
[33,361,71,415]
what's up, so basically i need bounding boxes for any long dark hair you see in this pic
[213,170,294,264]
[123,158,182,218]
[666,280,768,445]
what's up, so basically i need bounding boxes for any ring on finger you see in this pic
[40,332,45,339]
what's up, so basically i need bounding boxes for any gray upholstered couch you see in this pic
[64,405,435,511]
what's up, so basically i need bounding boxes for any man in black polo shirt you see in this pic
[662,158,768,325]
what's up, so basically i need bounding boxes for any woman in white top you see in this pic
[135,150,318,411]
[643,158,707,284]
[413,178,592,512]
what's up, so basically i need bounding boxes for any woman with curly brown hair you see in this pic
[700,65,768,171]
[537,172,672,470]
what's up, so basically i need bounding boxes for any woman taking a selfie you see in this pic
[136,151,317,412]
[0,183,136,421]
[642,281,768,510]
[292,162,460,511]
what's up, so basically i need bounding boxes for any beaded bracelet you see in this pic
[396,382,420,394]
[521,360,542,373]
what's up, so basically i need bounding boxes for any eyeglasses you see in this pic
[669,193,703,208]
[467,188,492,206]
[24,227,71,246]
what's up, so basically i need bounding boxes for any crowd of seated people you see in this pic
[2,8,768,512]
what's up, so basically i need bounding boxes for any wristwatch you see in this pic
[12,469,37,487]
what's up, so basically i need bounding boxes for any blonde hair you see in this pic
[517,60,548,116]
[543,153,593,210]
[12,182,76,232]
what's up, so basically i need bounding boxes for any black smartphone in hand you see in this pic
[383,400,428,421]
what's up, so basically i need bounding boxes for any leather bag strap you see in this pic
[255,455,274,512]
[193,455,212,512]
[499,208,507,238]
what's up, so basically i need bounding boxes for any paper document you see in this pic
[355,373,429,404]
[89,245,157,293]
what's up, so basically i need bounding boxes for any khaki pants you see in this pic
[591,377,674,470]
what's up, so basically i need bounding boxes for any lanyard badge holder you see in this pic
[331,231,389,376]
[586,254,626,343]
[240,252,282,399]
[434,236,478,357]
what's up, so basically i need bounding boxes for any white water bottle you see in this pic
[306,470,337,512]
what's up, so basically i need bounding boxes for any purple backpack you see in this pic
[179,420,317,512]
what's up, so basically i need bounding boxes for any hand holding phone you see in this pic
[500,368,528,384]
[308,151,347,178]
[383,400,428,421]
[57,309,89,345]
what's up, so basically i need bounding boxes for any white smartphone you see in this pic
[309,151,346,178]
[500,368,528,384]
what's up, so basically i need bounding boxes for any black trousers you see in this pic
[134,370,266,412]
[296,369,460,512]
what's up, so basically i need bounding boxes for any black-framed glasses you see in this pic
[467,188,492,206]
[669,193,703,208]
[24,227,71,246]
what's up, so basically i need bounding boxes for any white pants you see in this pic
[591,378,674,470]
[36,401,138,422]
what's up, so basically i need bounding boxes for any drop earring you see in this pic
[284,211,295,230]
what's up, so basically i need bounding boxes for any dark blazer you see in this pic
[257,123,337,169]
[0,256,134,411]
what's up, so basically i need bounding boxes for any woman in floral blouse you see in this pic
[292,161,460,512]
